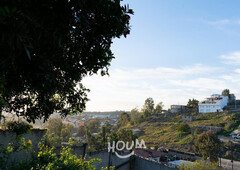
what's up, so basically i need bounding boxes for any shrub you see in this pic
[10,142,103,170]
[7,121,32,136]
[177,123,191,134]
[179,160,221,170]
[194,128,205,135]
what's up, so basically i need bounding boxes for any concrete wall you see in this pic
[88,151,177,170]
[88,149,131,170]
[193,126,222,133]
[182,116,194,121]
[168,149,201,161]
[134,156,175,170]
[54,143,87,159]
[0,129,46,165]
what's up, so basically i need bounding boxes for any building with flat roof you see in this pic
[198,94,228,113]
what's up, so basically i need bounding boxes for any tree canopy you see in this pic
[0,0,133,122]
[222,89,230,99]
[154,102,164,114]
[187,98,199,108]
[142,97,154,118]
[194,131,221,162]
[118,112,130,127]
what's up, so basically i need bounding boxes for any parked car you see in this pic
[232,134,240,139]
[157,147,168,153]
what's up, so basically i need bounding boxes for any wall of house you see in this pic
[134,156,175,170]
[198,104,221,113]
[198,96,228,113]
[219,96,228,109]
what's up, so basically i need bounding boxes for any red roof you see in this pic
[134,148,168,158]
[78,122,85,127]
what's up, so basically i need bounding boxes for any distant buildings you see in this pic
[169,105,197,114]
[134,148,168,162]
[169,93,238,114]
[170,105,186,113]
[198,94,229,113]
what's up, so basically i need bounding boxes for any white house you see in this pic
[198,94,228,113]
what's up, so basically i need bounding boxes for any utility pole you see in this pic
[230,141,233,170]
[0,108,2,124]
[235,99,237,109]
[219,153,221,167]
[102,126,106,148]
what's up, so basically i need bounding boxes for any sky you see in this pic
[82,0,240,111]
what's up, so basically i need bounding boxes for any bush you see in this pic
[223,113,240,134]
[7,121,32,136]
[179,160,221,170]
[0,137,110,170]
[194,128,205,135]
[10,141,104,170]
[177,123,191,135]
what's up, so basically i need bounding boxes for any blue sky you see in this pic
[83,0,240,111]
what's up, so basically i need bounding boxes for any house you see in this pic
[170,105,197,114]
[170,105,187,113]
[134,148,168,162]
[198,94,228,113]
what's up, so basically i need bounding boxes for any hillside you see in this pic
[125,112,240,154]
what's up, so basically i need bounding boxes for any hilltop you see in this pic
[120,111,240,159]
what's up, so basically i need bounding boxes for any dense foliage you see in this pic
[117,112,130,127]
[0,0,133,122]
[179,160,221,170]
[44,118,76,145]
[187,99,199,108]
[7,121,32,136]
[1,141,103,170]
[142,97,154,118]
[177,123,191,135]
[222,89,230,98]
[194,131,221,162]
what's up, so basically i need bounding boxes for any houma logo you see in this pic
[108,139,146,158]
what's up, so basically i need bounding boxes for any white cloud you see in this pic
[208,19,230,26]
[82,64,227,111]
[220,52,240,65]
[206,19,240,26]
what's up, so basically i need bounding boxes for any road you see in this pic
[218,135,240,144]
[220,158,240,170]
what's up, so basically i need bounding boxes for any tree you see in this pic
[154,102,164,114]
[142,97,154,118]
[222,89,231,99]
[130,108,143,125]
[61,122,75,142]
[44,117,76,144]
[86,118,100,134]
[0,0,133,123]
[187,99,199,108]
[117,129,137,142]
[194,131,221,162]
[77,125,86,137]
[44,117,63,137]
[118,112,130,127]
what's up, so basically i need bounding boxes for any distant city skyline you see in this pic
[83,0,240,111]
